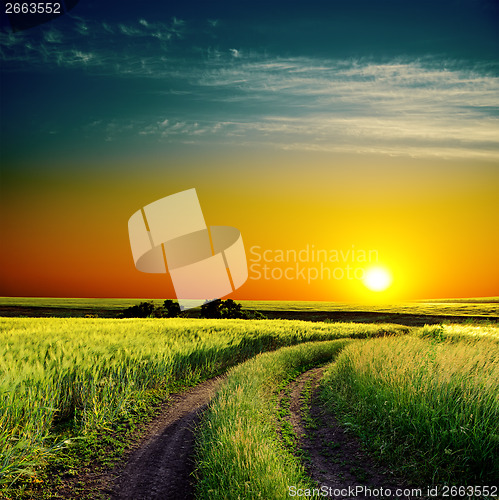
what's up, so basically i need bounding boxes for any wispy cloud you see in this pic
[138,58,499,159]
[0,16,186,70]
[1,19,497,159]
[75,22,89,35]
[43,28,63,44]
[193,58,499,159]
[85,56,499,159]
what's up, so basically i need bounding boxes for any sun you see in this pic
[363,266,392,292]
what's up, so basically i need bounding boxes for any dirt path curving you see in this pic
[108,376,223,500]
[62,375,221,500]
[285,367,427,500]
[50,377,223,499]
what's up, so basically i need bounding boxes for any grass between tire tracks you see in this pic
[276,368,317,467]
[194,339,352,499]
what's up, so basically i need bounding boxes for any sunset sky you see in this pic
[1,0,498,302]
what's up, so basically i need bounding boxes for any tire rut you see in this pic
[285,367,427,500]
[109,376,223,500]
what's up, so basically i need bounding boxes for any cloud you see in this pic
[189,57,499,159]
[1,20,497,160]
[0,16,186,72]
[75,19,89,36]
[119,24,141,36]
[101,22,115,34]
[85,55,498,160]
[43,29,63,44]
[0,30,26,50]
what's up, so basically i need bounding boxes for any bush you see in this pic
[200,299,267,319]
[163,300,181,318]
[201,299,239,319]
[119,299,264,320]
[118,300,184,318]
[119,301,157,318]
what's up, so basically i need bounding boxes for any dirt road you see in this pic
[285,367,426,500]
[109,376,222,500]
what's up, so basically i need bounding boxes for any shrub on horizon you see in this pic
[200,299,267,320]
[119,301,159,318]
[163,299,181,318]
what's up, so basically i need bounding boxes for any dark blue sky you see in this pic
[1,0,498,166]
[73,0,499,59]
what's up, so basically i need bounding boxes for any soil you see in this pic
[52,376,223,499]
[109,376,222,500]
[284,367,428,500]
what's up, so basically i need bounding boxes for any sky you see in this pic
[0,0,498,302]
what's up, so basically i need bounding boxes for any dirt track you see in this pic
[109,376,222,500]
[285,367,426,500]
[58,365,422,499]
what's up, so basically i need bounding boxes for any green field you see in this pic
[242,298,499,315]
[1,297,498,321]
[0,304,497,498]
[196,325,499,497]
[0,317,404,495]
[321,325,499,484]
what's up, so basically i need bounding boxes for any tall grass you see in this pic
[417,322,499,343]
[320,332,499,484]
[195,340,351,500]
[238,300,499,318]
[0,317,403,487]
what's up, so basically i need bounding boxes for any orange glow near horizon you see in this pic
[1,151,498,302]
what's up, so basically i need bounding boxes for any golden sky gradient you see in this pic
[1,1,498,302]
[1,150,498,302]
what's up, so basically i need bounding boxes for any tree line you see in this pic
[119,299,267,319]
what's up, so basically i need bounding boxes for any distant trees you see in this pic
[200,299,242,319]
[119,299,266,320]
[119,301,157,318]
[119,300,180,318]
[163,299,181,317]
[200,299,267,320]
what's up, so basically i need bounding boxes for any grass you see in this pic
[320,325,499,485]
[416,322,499,343]
[275,368,318,462]
[0,317,404,495]
[1,297,498,319]
[299,378,317,431]
[2,310,497,498]
[240,299,499,318]
[195,339,352,500]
